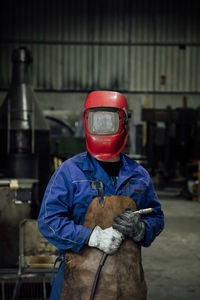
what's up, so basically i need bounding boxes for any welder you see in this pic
[38,90,164,300]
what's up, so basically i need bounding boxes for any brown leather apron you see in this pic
[60,195,147,300]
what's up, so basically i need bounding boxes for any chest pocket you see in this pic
[127,179,147,207]
[71,179,100,224]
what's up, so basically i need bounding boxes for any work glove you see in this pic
[112,208,145,242]
[88,225,124,254]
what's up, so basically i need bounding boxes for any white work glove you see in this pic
[88,225,124,254]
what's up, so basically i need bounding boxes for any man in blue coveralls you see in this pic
[38,91,164,300]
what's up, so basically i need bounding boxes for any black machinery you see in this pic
[142,106,200,198]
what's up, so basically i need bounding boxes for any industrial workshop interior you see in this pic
[0,0,200,299]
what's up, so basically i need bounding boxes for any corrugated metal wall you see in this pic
[0,0,199,92]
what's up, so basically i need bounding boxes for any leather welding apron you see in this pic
[60,195,147,300]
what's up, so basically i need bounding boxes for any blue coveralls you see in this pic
[38,152,164,300]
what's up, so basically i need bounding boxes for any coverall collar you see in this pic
[116,153,137,191]
[77,153,107,184]
[81,152,96,172]
[89,154,114,187]
[81,152,138,191]
[78,153,116,189]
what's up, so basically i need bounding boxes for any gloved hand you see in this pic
[88,225,124,254]
[112,208,145,242]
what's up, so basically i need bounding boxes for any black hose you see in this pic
[90,253,108,300]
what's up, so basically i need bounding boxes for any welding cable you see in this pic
[51,254,65,287]
[90,253,108,300]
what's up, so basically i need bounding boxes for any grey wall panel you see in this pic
[155,46,200,92]
[0,0,200,93]
[129,46,155,91]
[1,0,199,44]
[1,43,200,92]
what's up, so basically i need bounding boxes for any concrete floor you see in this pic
[142,189,200,300]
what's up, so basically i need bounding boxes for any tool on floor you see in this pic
[89,207,154,300]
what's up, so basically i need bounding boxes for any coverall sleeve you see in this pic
[140,180,164,247]
[38,164,92,253]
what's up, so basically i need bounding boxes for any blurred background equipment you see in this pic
[0,219,57,300]
[44,111,86,171]
[142,103,200,199]
[0,47,51,268]
[0,47,51,213]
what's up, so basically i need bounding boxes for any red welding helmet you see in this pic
[84,91,129,159]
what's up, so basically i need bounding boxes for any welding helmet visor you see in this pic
[87,108,119,135]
